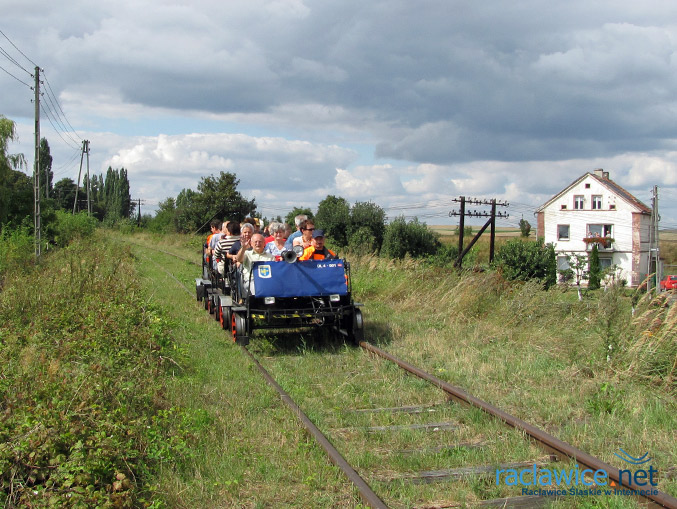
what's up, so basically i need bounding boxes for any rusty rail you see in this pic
[360,341,677,509]
[241,346,388,509]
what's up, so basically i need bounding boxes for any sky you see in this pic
[2,0,677,229]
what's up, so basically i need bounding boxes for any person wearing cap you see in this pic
[299,229,337,261]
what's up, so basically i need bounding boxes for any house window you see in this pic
[592,195,602,210]
[561,204,567,210]
[588,224,613,237]
[574,195,584,209]
[585,183,591,189]
[557,256,570,271]
[609,204,616,210]
[599,258,613,270]
[558,224,570,240]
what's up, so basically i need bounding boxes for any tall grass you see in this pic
[0,226,34,284]
[350,253,675,391]
[625,292,677,386]
[0,234,193,507]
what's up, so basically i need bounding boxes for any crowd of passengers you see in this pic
[204,214,337,295]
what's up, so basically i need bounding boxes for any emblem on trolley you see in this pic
[258,265,272,278]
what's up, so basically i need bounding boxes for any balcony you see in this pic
[583,236,615,251]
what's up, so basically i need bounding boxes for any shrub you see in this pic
[52,210,98,246]
[588,244,601,290]
[0,225,34,282]
[381,216,440,259]
[348,226,377,255]
[494,238,556,289]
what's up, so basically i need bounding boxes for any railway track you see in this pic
[132,241,677,509]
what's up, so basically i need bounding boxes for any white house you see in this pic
[535,169,653,287]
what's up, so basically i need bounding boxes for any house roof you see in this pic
[536,172,652,214]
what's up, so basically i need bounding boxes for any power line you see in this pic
[0,28,39,69]
[42,71,82,142]
[0,62,32,88]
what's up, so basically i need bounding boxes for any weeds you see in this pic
[0,234,193,507]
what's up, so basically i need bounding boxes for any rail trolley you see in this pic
[196,249,364,345]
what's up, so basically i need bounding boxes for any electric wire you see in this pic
[0,62,32,88]
[0,29,39,69]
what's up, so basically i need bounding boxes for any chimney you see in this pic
[593,168,609,179]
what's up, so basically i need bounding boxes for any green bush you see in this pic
[588,244,601,290]
[0,226,34,282]
[0,238,191,506]
[348,226,377,255]
[52,210,98,247]
[381,216,440,259]
[494,238,556,289]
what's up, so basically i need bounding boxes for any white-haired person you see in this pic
[264,222,288,259]
[235,233,275,297]
[292,218,315,251]
[284,214,307,250]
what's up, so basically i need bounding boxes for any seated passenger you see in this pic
[235,233,275,296]
[284,214,308,250]
[264,222,288,258]
[214,221,240,275]
[299,229,337,261]
[292,219,315,250]
[227,222,255,264]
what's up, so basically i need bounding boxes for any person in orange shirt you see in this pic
[299,230,337,261]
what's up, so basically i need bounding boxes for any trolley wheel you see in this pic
[231,312,248,345]
[220,305,232,330]
[203,291,210,311]
[213,295,221,321]
[348,308,364,345]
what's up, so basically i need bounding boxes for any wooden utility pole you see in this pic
[450,197,509,268]
[33,66,41,258]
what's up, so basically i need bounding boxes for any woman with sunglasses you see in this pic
[292,219,315,250]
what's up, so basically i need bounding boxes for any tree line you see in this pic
[0,116,133,234]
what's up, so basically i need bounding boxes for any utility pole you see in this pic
[85,140,91,215]
[73,140,90,214]
[132,198,146,226]
[33,66,41,259]
[647,186,660,292]
[449,197,509,267]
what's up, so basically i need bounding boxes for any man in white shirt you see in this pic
[235,233,275,296]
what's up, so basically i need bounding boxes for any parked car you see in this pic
[660,275,677,290]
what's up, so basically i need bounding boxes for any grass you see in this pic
[127,235,360,507]
[0,234,194,507]
[125,232,677,507]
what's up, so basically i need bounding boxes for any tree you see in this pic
[349,201,386,251]
[167,171,255,233]
[519,218,531,238]
[0,116,27,227]
[148,197,176,233]
[39,138,53,199]
[196,172,255,223]
[588,244,601,290]
[559,252,589,301]
[52,178,78,211]
[315,195,350,246]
